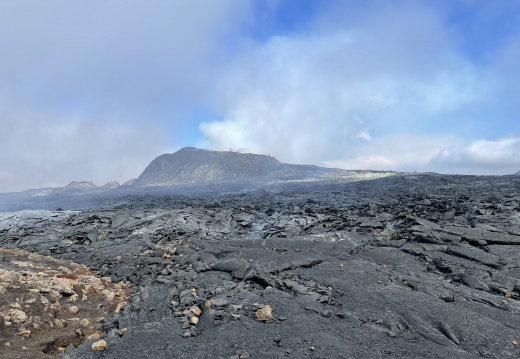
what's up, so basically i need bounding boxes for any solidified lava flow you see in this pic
[1,172,520,358]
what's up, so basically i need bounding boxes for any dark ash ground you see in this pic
[2,173,520,358]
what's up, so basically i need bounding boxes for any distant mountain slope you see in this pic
[514,171,520,176]
[133,147,341,187]
[0,181,123,212]
[0,148,396,212]
[32,181,120,197]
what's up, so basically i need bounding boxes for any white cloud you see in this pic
[366,95,399,108]
[0,107,167,192]
[430,135,520,174]
[0,0,253,192]
[0,1,250,110]
[199,2,483,168]
[325,155,393,171]
[2,0,520,193]
[356,129,372,142]
[324,134,455,171]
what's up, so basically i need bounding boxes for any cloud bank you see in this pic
[199,2,492,169]
[431,135,520,175]
[197,1,520,175]
[0,0,251,192]
[1,0,520,192]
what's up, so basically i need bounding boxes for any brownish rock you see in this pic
[0,248,132,359]
[87,333,101,340]
[3,309,27,323]
[190,306,202,316]
[68,305,79,314]
[17,329,31,337]
[255,305,274,322]
[91,339,107,351]
[114,301,127,314]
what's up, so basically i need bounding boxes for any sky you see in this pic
[1,0,520,192]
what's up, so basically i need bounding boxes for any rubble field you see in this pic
[1,173,520,358]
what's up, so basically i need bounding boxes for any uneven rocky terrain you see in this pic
[0,248,131,358]
[1,173,520,358]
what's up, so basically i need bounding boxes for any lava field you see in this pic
[1,173,520,358]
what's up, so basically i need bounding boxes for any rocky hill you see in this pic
[133,147,342,187]
[0,148,393,212]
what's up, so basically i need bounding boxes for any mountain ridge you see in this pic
[133,147,342,187]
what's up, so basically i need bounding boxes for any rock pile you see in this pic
[0,248,131,358]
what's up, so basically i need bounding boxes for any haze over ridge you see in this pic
[1,1,520,192]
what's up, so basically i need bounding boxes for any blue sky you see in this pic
[1,0,520,192]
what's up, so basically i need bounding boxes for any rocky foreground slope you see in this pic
[1,173,520,358]
[0,248,131,359]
